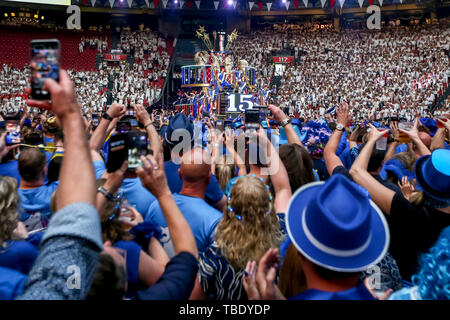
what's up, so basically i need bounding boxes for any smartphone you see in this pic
[216,119,224,131]
[127,132,148,171]
[126,106,136,117]
[106,134,127,173]
[30,39,60,100]
[5,131,21,146]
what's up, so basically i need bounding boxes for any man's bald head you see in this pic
[179,148,211,184]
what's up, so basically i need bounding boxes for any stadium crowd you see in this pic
[0,21,449,301]
[230,23,449,121]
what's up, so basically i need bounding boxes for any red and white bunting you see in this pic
[195,0,200,8]
[249,1,254,9]
[214,1,219,9]
[127,0,133,8]
[320,0,326,7]
[284,1,290,9]
[302,0,308,7]
[357,0,363,7]
[90,0,96,6]
[162,0,168,8]
[338,0,345,7]
[267,2,272,10]
[109,0,115,8]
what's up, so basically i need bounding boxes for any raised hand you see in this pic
[254,248,285,300]
[107,102,126,119]
[136,153,171,199]
[135,104,151,126]
[367,124,389,142]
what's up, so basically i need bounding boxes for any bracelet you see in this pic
[144,122,153,129]
[97,186,115,202]
[102,113,113,121]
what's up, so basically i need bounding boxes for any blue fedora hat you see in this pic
[164,113,194,145]
[286,174,390,272]
[414,149,450,201]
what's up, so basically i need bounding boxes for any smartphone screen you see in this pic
[106,134,127,173]
[30,40,60,100]
[127,132,148,171]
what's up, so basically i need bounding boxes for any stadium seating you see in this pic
[0,27,111,71]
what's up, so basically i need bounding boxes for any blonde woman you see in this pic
[0,176,39,275]
[191,132,291,300]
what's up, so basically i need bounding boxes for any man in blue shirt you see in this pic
[146,148,222,258]
[163,113,226,211]
[17,147,58,232]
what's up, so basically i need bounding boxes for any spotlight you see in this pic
[174,0,178,3]
[282,0,286,3]
[4,13,7,17]
[228,0,233,4]
[34,14,38,19]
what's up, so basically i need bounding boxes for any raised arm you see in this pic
[324,102,350,175]
[256,130,292,213]
[137,153,198,259]
[268,104,303,147]
[400,118,431,158]
[384,122,400,162]
[349,125,396,214]
[135,104,162,157]
[89,102,126,151]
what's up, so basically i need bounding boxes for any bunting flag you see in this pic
[152,0,158,8]
[186,0,192,8]
[267,2,272,10]
[284,1,290,9]
[378,0,383,5]
[233,1,237,8]
[249,1,254,9]
[82,0,87,5]
[257,1,263,9]
[214,1,219,9]
[302,0,307,7]
[109,0,114,8]
[368,0,374,5]
[294,0,299,8]
[180,0,185,8]
[388,0,393,4]
[399,0,403,3]
[330,0,335,7]
[90,0,96,6]
[127,0,133,8]
[357,0,363,7]
[162,0,168,7]
[195,0,200,8]
[311,0,318,6]
[320,0,326,7]
[338,0,344,7]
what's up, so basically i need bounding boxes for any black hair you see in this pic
[358,142,386,173]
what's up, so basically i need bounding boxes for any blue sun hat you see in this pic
[286,174,390,272]
[414,149,450,202]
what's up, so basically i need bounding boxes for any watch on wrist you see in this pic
[280,118,291,128]
[336,123,345,131]
[102,112,113,121]
[97,186,115,202]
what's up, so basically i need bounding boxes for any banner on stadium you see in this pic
[104,54,127,61]
[273,56,294,64]
[6,0,70,5]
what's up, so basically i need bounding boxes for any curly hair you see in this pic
[412,226,450,300]
[0,176,20,246]
[215,175,284,269]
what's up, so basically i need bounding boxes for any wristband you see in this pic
[98,186,115,202]
[144,122,153,129]
[102,113,113,121]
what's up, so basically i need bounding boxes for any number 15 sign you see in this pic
[226,94,255,113]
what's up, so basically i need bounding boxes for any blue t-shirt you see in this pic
[145,193,222,258]
[289,282,375,300]
[18,181,58,232]
[0,240,38,275]
[93,161,157,218]
[0,266,26,300]
[115,240,141,298]
[0,161,21,185]
[164,161,224,205]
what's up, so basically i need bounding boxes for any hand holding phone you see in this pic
[30,39,60,100]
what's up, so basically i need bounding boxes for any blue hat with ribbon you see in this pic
[286,174,390,272]
[414,149,450,201]
[164,113,194,145]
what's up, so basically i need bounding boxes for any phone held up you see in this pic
[30,39,61,100]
